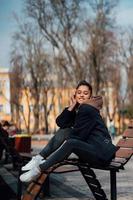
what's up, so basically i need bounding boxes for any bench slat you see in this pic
[53,165,78,173]
[123,129,133,138]
[21,193,33,200]
[115,148,133,158]
[112,157,127,163]
[117,138,133,148]
[22,173,49,200]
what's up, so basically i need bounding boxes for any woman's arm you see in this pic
[56,93,77,128]
[56,108,76,128]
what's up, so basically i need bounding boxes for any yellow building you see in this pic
[0,68,11,122]
[0,67,73,133]
[12,87,72,133]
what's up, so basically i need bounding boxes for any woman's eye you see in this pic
[77,91,89,95]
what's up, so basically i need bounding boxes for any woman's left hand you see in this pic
[68,93,77,111]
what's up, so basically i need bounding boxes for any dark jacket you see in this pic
[56,104,117,163]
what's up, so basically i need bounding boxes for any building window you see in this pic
[0,105,3,112]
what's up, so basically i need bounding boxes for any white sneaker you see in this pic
[20,166,41,182]
[21,155,45,171]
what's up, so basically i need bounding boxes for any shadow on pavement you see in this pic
[0,175,16,200]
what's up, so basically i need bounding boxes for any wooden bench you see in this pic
[21,124,133,200]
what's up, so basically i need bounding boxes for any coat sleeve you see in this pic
[56,108,76,128]
[72,104,97,140]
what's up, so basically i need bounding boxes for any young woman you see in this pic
[20,80,117,182]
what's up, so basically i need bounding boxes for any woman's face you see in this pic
[75,85,91,104]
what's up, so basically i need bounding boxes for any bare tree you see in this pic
[24,0,89,85]
[10,54,23,129]
[85,0,118,94]
[118,27,133,131]
[10,20,55,133]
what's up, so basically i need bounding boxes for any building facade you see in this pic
[0,68,11,122]
[0,68,72,133]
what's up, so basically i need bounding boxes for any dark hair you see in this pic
[2,120,12,127]
[76,80,92,96]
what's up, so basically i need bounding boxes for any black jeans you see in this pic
[39,128,73,158]
[39,138,103,172]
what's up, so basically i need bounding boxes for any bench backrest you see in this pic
[111,124,133,168]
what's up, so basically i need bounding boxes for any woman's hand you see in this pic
[68,93,77,111]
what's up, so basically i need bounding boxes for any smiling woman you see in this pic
[20,80,117,183]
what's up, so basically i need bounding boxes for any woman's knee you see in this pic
[65,138,79,147]
[55,128,72,140]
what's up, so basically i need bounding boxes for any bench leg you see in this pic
[79,166,108,200]
[110,170,117,200]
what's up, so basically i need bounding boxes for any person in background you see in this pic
[1,121,11,133]
[20,80,117,182]
[0,123,9,160]
[0,123,21,164]
[2,121,19,136]
[109,119,116,140]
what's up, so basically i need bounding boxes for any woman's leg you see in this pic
[21,128,73,171]
[39,138,102,172]
[20,138,101,182]
[39,128,73,158]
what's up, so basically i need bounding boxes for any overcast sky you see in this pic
[0,0,133,68]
